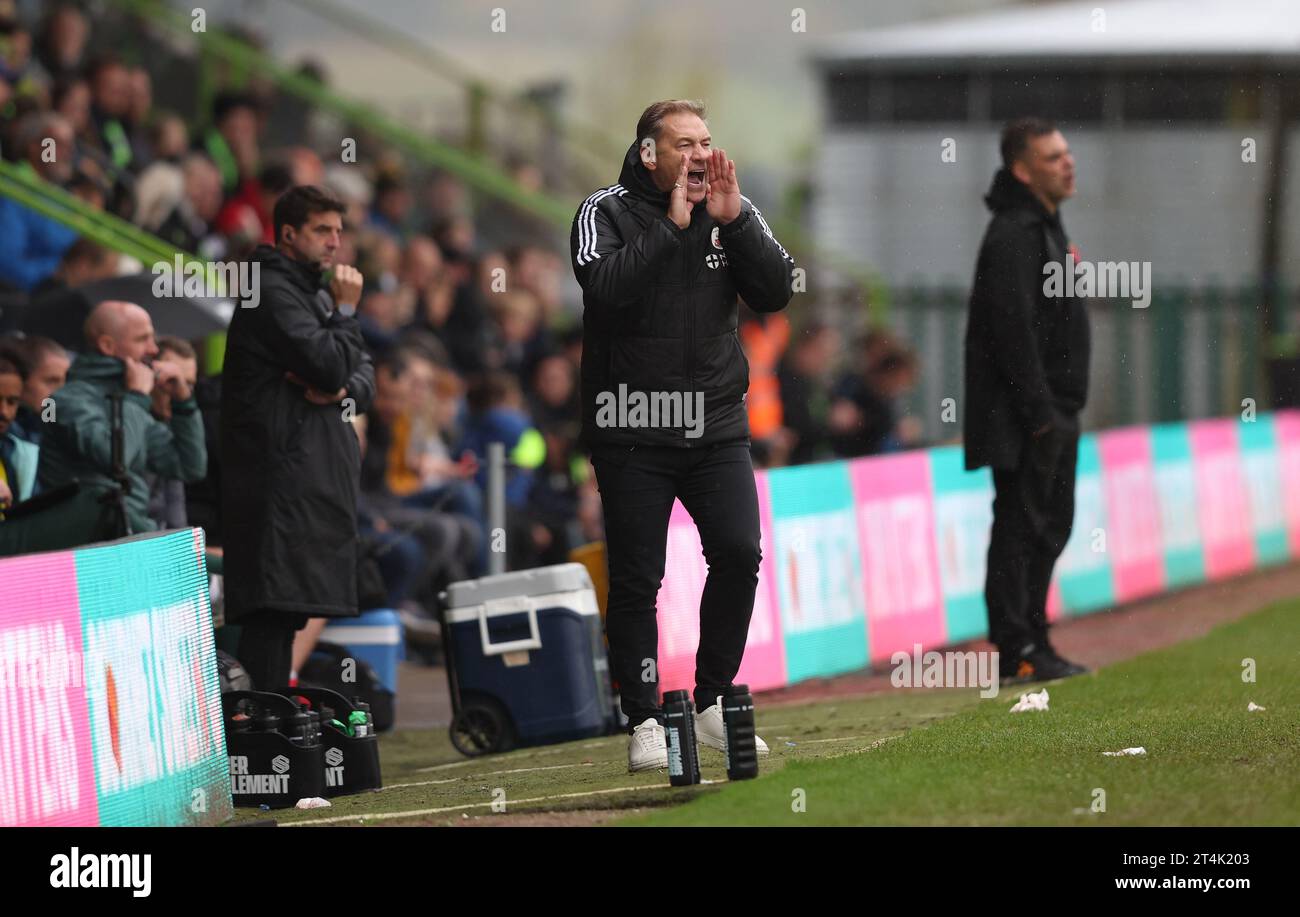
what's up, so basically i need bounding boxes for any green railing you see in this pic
[0,159,200,270]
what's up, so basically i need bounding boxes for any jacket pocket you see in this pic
[609,335,678,396]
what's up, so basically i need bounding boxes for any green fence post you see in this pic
[1155,287,1184,422]
[1207,285,1224,417]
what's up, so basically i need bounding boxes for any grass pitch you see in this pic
[230,600,1300,827]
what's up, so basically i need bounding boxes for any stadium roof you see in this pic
[813,0,1300,68]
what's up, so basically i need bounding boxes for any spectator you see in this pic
[425,169,468,229]
[507,244,565,326]
[368,169,411,240]
[34,4,89,85]
[527,352,587,565]
[51,75,90,138]
[830,337,921,457]
[202,91,261,197]
[135,152,224,256]
[740,308,792,466]
[87,53,135,172]
[148,112,190,164]
[16,238,119,347]
[361,350,481,551]
[125,65,152,162]
[0,112,79,291]
[0,15,44,106]
[527,350,580,436]
[399,345,483,520]
[215,159,292,253]
[0,354,36,509]
[351,413,431,607]
[145,335,198,529]
[457,370,549,567]
[0,334,69,445]
[486,288,544,377]
[359,349,481,633]
[37,300,207,535]
[777,320,841,465]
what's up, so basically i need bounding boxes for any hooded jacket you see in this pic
[571,140,796,449]
[964,168,1091,471]
[37,351,207,533]
[220,245,375,621]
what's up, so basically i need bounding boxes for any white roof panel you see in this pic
[814,0,1300,64]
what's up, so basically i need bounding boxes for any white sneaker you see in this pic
[628,718,668,773]
[694,696,770,757]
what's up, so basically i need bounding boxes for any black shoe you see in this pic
[998,648,1040,685]
[1020,646,1086,682]
[1045,648,1088,677]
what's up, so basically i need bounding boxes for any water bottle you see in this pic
[254,710,281,735]
[661,690,701,786]
[286,707,312,746]
[722,684,759,780]
[305,709,323,747]
[349,700,372,738]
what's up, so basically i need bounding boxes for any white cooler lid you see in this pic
[441,562,594,610]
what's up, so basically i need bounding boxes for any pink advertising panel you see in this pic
[1099,427,1166,602]
[0,552,99,827]
[1189,419,1254,579]
[1272,410,1300,556]
[849,453,947,662]
[655,472,787,698]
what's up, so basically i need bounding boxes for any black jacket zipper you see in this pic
[683,221,694,434]
[686,221,696,385]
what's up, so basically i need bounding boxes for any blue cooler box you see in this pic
[320,608,404,694]
[443,564,617,746]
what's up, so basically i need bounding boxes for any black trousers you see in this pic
[236,610,309,692]
[590,440,762,731]
[985,417,1080,658]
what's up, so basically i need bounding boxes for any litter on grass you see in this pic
[1009,689,1049,713]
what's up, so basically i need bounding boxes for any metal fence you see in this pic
[866,286,1283,444]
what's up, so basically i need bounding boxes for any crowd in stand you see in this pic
[0,2,926,633]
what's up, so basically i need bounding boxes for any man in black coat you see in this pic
[965,118,1091,684]
[220,185,375,690]
[572,99,796,772]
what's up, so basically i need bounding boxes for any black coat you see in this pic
[219,245,375,622]
[571,141,796,449]
[964,169,1090,471]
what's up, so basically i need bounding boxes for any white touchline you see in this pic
[284,784,656,826]
[384,763,593,790]
[798,733,903,746]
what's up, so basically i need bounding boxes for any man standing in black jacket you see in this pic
[221,185,375,691]
[572,100,795,771]
[965,119,1091,684]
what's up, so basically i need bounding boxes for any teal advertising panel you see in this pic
[766,462,868,681]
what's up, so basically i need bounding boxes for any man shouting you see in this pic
[571,100,795,772]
